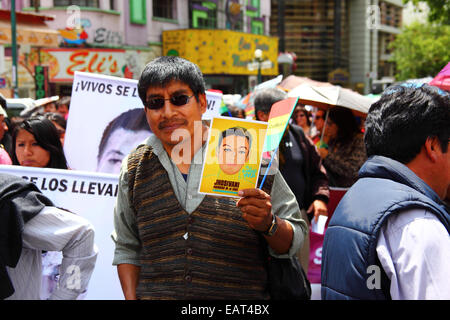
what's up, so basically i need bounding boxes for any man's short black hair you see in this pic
[364,83,450,164]
[253,88,287,119]
[138,56,206,107]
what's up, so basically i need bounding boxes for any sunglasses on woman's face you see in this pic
[145,94,194,110]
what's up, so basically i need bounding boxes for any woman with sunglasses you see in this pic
[292,105,312,137]
[317,107,366,188]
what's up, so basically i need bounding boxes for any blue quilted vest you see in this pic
[321,156,450,300]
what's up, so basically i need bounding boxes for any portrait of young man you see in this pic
[217,127,251,176]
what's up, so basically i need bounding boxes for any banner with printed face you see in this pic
[0,165,123,300]
[65,72,151,175]
[65,72,224,174]
[198,117,268,197]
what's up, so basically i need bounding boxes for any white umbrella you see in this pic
[288,84,379,144]
[288,84,377,117]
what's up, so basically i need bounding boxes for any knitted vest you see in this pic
[127,144,274,300]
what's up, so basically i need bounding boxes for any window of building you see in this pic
[190,1,217,29]
[53,0,100,7]
[153,0,174,20]
[130,0,147,24]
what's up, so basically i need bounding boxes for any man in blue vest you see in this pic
[321,83,450,299]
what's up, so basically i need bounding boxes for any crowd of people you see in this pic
[0,56,448,301]
[0,94,70,168]
[0,94,97,300]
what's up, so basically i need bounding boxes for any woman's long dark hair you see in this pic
[12,116,68,169]
[328,107,360,145]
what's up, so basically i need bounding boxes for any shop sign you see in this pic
[34,66,50,99]
[163,29,278,76]
[20,47,161,82]
[40,48,125,82]
[328,68,350,85]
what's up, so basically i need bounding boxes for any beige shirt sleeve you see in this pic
[112,156,142,266]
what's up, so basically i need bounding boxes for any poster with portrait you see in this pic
[64,72,151,175]
[198,116,268,197]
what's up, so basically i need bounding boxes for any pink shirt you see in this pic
[0,147,12,165]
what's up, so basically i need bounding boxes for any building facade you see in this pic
[349,0,403,94]
[270,0,403,94]
[1,0,275,98]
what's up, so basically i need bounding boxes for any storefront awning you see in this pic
[0,10,59,47]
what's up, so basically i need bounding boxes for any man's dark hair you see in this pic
[97,108,151,162]
[138,56,206,107]
[218,126,252,154]
[12,116,68,169]
[253,88,286,119]
[365,83,450,164]
[44,112,66,130]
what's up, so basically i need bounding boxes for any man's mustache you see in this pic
[158,118,188,130]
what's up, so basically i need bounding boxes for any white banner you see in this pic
[0,165,123,300]
[66,72,223,174]
[203,90,223,120]
[65,72,150,174]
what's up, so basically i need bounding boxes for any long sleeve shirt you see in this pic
[376,208,450,299]
[112,135,308,266]
[6,207,98,300]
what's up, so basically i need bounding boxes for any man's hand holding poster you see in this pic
[199,117,268,197]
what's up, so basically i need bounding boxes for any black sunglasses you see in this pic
[145,94,194,110]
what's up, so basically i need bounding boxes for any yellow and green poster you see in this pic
[199,117,268,197]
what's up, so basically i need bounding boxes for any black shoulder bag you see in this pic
[261,237,311,300]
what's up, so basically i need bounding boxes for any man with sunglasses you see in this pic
[112,56,307,300]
